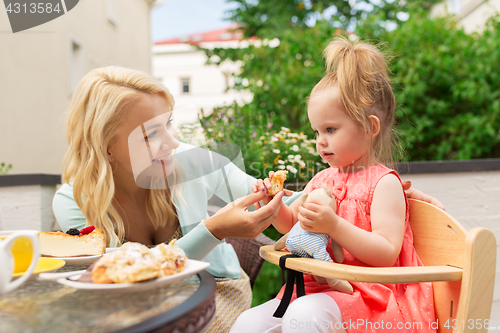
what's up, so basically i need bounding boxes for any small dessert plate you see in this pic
[56,259,210,292]
[12,257,65,278]
[52,248,118,266]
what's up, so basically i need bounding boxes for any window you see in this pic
[449,0,462,14]
[105,0,119,26]
[69,38,84,94]
[224,72,230,91]
[181,78,190,94]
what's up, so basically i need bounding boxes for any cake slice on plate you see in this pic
[39,226,106,257]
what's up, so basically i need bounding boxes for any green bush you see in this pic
[199,103,270,173]
[358,14,500,160]
[205,15,500,162]
[204,22,336,135]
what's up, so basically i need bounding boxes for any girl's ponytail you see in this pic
[323,37,393,125]
[312,37,397,166]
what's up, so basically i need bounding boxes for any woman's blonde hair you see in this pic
[311,36,397,166]
[63,66,181,246]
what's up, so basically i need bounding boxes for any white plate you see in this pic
[52,248,119,266]
[56,259,210,292]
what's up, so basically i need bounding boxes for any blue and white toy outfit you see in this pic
[286,223,332,261]
[285,180,346,263]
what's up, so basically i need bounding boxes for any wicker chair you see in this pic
[226,234,276,287]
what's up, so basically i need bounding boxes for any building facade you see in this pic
[432,0,500,32]
[152,26,252,126]
[0,0,159,175]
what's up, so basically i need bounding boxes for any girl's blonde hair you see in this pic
[63,66,181,246]
[311,37,397,166]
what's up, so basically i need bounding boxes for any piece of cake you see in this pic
[39,226,106,257]
[91,241,187,284]
[267,170,288,196]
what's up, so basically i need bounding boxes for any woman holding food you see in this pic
[52,66,288,332]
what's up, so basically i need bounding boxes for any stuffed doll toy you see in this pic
[274,184,353,294]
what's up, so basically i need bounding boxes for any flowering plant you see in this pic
[200,104,270,149]
[176,122,207,147]
[248,127,324,183]
[198,105,326,184]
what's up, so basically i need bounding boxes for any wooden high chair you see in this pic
[260,199,497,333]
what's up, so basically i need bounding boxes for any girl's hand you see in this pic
[298,200,338,235]
[251,177,272,194]
[251,176,273,207]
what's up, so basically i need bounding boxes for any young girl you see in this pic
[231,37,437,333]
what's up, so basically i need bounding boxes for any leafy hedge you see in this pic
[359,14,500,160]
[204,15,500,162]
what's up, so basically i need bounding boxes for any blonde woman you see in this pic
[52,66,286,332]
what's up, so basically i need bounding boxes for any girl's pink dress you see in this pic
[276,164,437,333]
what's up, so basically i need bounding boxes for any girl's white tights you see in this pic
[230,293,347,333]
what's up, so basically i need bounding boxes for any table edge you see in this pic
[113,270,216,333]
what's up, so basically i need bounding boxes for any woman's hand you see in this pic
[206,191,285,240]
[403,181,445,210]
[298,200,338,235]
